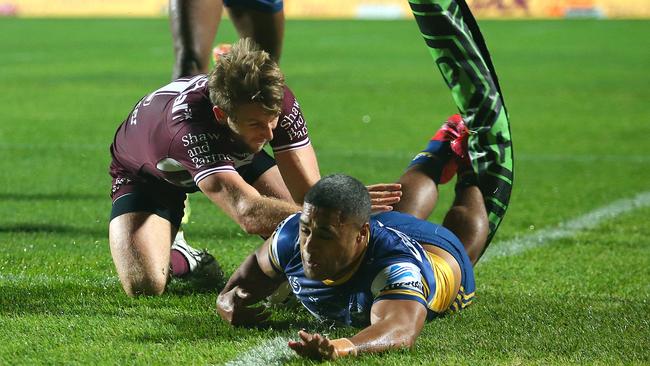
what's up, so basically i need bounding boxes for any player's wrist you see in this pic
[330,338,357,358]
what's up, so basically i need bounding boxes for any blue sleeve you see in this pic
[267,213,300,274]
[370,260,429,308]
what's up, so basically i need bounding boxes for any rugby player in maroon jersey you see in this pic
[108,38,400,297]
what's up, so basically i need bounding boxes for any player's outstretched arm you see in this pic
[274,145,321,204]
[288,299,427,360]
[217,237,283,327]
[198,172,300,237]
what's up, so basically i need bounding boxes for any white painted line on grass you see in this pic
[226,191,650,365]
[224,336,295,366]
[481,191,650,263]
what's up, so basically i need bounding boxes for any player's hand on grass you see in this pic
[216,286,270,327]
[288,330,337,360]
[367,183,402,212]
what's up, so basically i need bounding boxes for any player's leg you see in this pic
[393,114,466,218]
[408,0,514,246]
[224,0,284,62]
[392,165,439,220]
[109,212,176,296]
[108,179,221,296]
[442,170,489,265]
[393,115,488,264]
[170,0,223,79]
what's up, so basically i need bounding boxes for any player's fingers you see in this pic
[371,204,395,213]
[298,330,312,343]
[319,341,335,360]
[367,183,402,191]
[288,341,308,357]
[369,190,403,199]
[371,196,401,205]
[235,287,252,301]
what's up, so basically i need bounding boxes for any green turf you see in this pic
[0,18,649,364]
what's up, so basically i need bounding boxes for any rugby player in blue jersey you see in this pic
[217,116,489,359]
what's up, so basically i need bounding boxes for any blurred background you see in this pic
[4,0,649,18]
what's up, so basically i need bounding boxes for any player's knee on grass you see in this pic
[108,213,175,297]
[121,270,168,297]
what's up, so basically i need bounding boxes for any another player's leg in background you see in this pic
[170,0,223,79]
[408,0,514,249]
[394,115,488,264]
[225,4,284,62]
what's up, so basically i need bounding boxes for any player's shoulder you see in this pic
[268,213,301,271]
[368,216,413,255]
[280,85,299,115]
[365,215,430,273]
[273,212,301,244]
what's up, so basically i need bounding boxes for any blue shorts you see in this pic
[374,211,476,312]
[223,0,283,13]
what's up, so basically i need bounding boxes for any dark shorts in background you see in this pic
[110,150,277,227]
[223,0,283,13]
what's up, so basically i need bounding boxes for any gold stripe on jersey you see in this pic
[379,289,427,302]
[425,251,458,313]
[267,233,283,273]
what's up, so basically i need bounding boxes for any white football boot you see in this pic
[172,231,223,286]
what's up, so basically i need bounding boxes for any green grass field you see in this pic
[1,18,649,365]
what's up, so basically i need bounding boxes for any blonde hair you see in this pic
[208,38,285,116]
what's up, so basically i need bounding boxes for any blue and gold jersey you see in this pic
[267,211,475,326]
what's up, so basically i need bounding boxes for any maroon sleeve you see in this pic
[270,86,311,153]
[169,122,237,186]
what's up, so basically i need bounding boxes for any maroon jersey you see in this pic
[109,75,310,193]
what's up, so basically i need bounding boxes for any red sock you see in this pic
[170,249,190,277]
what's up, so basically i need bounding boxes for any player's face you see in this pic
[226,103,279,153]
[299,203,369,281]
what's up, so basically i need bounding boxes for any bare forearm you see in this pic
[347,321,417,355]
[275,146,320,204]
[237,195,300,236]
[221,253,280,301]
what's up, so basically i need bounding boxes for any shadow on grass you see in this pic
[0,192,104,201]
[0,223,105,236]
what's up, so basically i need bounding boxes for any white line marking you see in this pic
[481,191,650,263]
[227,191,650,364]
[225,336,296,366]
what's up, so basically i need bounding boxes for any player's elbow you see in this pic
[237,212,267,236]
[393,330,418,350]
[235,201,271,236]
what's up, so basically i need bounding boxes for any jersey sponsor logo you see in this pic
[371,262,424,297]
[181,132,231,169]
[181,132,220,147]
[280,99,308,141]
[380,280,424,293]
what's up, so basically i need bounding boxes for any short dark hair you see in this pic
[304,174,371,226]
